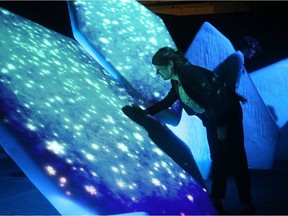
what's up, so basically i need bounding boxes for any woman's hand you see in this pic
[130,104,150,115]
[217,126,227,140]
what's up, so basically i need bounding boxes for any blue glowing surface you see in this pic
[250,59,288,160]
[250,59,288,128]
[171,22,279,176]
[67,0,182,118]
[167,22,237,179]
[237,67,279,168]
[185,22,235,71]
[0,7,215,215]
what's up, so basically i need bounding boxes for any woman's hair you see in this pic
[152,47,187,71]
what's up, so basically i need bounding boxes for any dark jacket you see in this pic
[146,63,242,127]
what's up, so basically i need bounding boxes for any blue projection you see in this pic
[168,22,238,178]
[250,59,288,160]
[169,22,280,178]
[67,0,182,125]
[186,22,279,170]
[67,0,283,179]
[0,7,215,216]
[237,66,279,168]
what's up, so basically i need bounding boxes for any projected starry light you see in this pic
[68,0,182,118]
[0,7,214,215]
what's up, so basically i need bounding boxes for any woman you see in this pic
[134,47,254,214]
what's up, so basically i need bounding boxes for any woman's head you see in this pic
[152,47,187,68]
[152,47,187,80]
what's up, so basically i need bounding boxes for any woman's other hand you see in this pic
[217,126,227,140]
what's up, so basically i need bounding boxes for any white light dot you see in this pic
[152,178,161,186]
[46,166,56,176]
[187,194,194,202]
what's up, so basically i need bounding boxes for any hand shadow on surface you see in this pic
[122,105,206,189]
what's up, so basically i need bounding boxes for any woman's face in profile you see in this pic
[154,61,174,80]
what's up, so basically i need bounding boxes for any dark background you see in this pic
[0,1,287,72]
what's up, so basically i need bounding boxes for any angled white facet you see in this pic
[250,59,288,160]
[172,22,280,178]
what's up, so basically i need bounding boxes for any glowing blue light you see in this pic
[182,22,279,173]
[250,59,288,160]
[67,0,182,119]
[250,59,288,128]
[0,7,215,215]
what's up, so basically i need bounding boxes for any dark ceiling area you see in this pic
[140,1,288,15]
[0,1,287,72]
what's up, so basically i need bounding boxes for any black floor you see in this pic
[1,146,288,215]
[204,161,288,215]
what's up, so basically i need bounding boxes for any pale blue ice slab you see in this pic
[250,59,288,160]
[180,22,279,175]
[0,7,215,215]
[67,0,182,124]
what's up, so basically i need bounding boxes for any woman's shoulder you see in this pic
[179,63,212,79]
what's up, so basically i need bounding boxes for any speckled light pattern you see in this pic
[68,0,181,113]
[0,7,215,215]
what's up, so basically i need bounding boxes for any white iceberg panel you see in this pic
[250,59,288,160]
[167,114,211,179]
[174,22,279,178]
[237,69,280,168]
[250,59,288,128]
[185,22,235,71]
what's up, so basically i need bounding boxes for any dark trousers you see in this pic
[201,104,252,203]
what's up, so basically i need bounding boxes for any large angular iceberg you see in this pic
[67,0,182,125]
[171,22,280,178]
[250,59,288,160]
[0,7,215,215]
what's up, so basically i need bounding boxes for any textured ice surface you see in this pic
[250,59,288,160]
[0,7,215,215]
[185,22,235,71]
[67,0,182,122]
[174,22,279,176]
[237,68,279,168]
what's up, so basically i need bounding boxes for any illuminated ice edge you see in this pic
[0,7,215,216]
[67,0,182,115]
[68,0,281,179]
[0,124,97,215]
[250,58,288,160]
